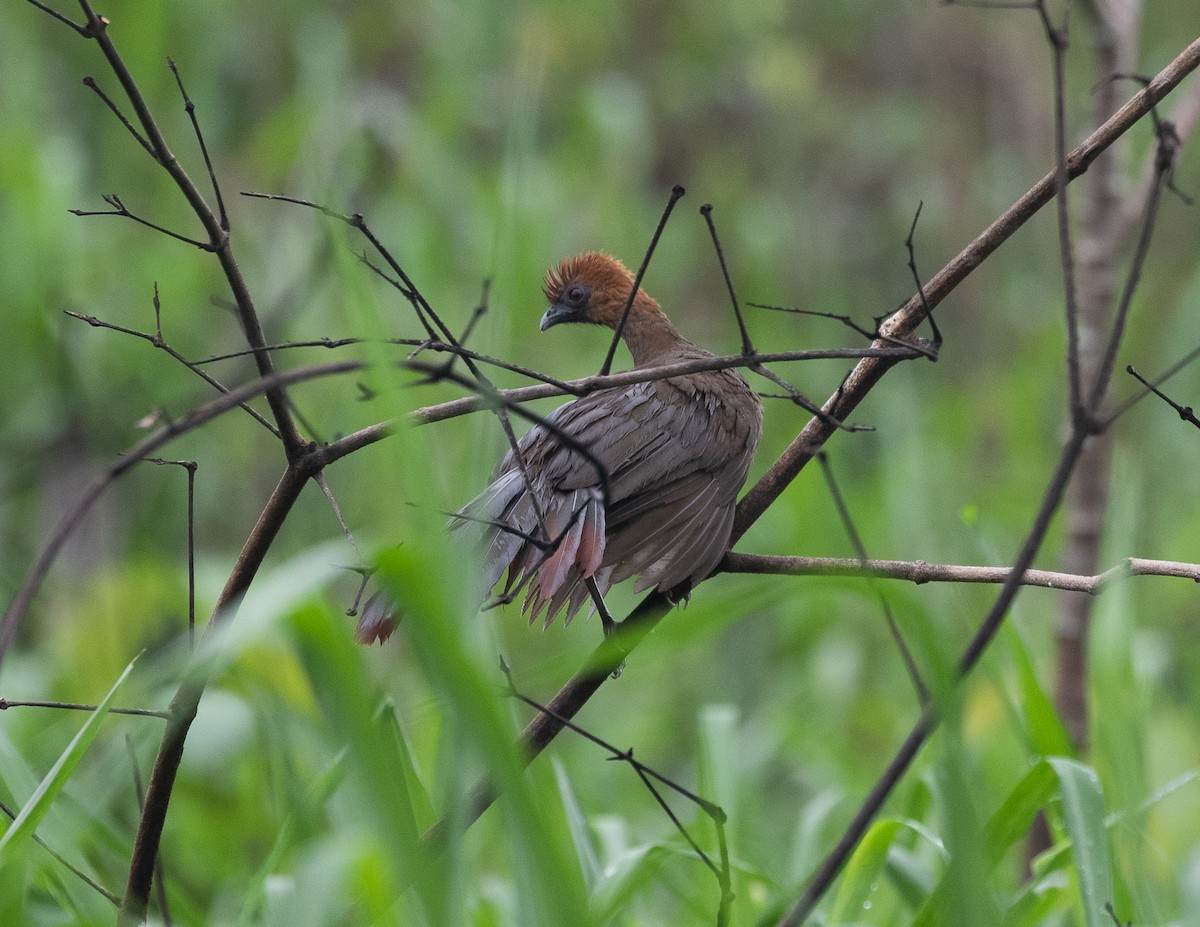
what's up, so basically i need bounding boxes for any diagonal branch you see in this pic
[420,32,1200,851]
[775,426,1090,927]
[119,465,311,925]
[734,32,1200,539]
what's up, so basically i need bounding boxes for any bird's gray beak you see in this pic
[539,303,571,332]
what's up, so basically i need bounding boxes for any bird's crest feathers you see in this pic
[542,252,662,328]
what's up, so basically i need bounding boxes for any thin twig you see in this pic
[749,303,880,341]
[0,698,169,719]
[82,76,156,159]
[0,794,121,904]
[816,452,927,704]
[600,185,686,376]
[1087,108,1179,411]
[25,0,88,34]
[700,204,755,356]
[141,457,197,648]
[1038,0,1086,421]
[316,473,357,551]
[240,193,447,342]
[498,658,729,896]
[1109,343,1200,422]
[202,337,582,395]
[414,346,917,424]
[701,202,866,432]
[197,337,362,363]
[70,194,212,250]
[64,304,280,437]
[903,200,942,350]
[168,58,227,231]
[1126,366,1200,428]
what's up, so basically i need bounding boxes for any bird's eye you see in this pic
[566,284,589,306]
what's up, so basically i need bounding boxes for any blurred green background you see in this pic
[2,0,1200,924]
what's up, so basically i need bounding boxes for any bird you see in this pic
[457,251,763,628]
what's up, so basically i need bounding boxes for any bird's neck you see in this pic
[620,298,698,368]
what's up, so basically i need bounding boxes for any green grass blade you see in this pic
[985,761,1057,867]
[1005,624,1074,758]
[826,818,902,926]
[553,758,602,890]
[914,760,1057,926]
[1047,757,1112,927]
[0,654,139,861]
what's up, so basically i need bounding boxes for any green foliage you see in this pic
[2,0,1200,924]
[0,656,137,861]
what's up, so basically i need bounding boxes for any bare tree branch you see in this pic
[735,32,1200,541]
[720,552,1200,593]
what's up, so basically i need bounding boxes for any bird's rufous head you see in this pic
[540,252,659,332]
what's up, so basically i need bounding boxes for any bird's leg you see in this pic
[584,577,624,677]
[585,576,616,635]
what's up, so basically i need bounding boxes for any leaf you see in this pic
[554,758,602,890]
[912,761,1060,927]
[1047,757,1112,927]
[885,845,936,908]
[0,654,138,861]
[985,761,1058,867]
[1005,624,1074,758]
[827,818,902,926]
[0,851,24,927]
[380,700,435,833]
[1002,871,1069,927]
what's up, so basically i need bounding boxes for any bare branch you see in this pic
[600,185,686,376]
[141,457,198,649]
[0,698,169,719]
[168,58,227,231]
[733,33,1200,541]
[1087,106,1180,410]
[64,303,280,437]
[414,346,917,424]
[815,453,927,704]
[69,193,213,250]
[1126,365,1200,428]
[700,203,755,357]
[0,794,121,905]
[903,201,942,350]
[81,76,156,159]
[720,552,1200,593]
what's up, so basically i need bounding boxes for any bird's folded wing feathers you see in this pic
[460,372,757,622]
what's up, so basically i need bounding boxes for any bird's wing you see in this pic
[511,375,753,503]
[461,370,759,622]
